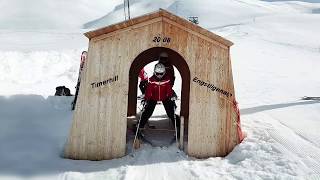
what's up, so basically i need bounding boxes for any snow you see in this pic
[1,0,320,179]
[0,50,82,96]
[0,0,123,29]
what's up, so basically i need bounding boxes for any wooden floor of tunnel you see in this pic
[126,114,187,148]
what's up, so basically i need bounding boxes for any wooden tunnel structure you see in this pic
[64,9,242,160]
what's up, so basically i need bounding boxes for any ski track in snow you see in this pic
[239,108,320,178]
[268,117,320,175]
[124,146,193,180]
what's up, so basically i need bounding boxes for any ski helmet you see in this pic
[154,63,166,79]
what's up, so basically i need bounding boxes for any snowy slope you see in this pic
[0,0,123,96]
[83,0,175,29]
[84,0,320,30]
[84,0,272,29]
[0,0,122,29]
[1,0,320,179]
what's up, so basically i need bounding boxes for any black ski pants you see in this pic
[139,99,180,133]
[139,80,148,94]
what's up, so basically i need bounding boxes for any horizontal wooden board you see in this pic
[85,9,233,47]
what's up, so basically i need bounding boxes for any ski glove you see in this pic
[171,96,177,101]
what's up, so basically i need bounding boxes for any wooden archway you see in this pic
[127,47,190,123]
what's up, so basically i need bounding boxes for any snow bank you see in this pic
[0,95,319,180]
[0,95,73,177]
[0,50,82,97]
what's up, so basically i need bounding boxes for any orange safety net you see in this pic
[233,100,245,142]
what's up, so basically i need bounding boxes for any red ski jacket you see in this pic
[139,68,148,81]
[145,75,173,101]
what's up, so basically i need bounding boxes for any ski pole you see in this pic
[173,101,178,148]
[133,104,145,149]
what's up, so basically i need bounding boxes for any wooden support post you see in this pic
[180,116,184,150]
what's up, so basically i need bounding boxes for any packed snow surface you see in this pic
[1,0,320,179]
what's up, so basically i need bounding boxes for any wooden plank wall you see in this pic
[64,16,239,160]
[64,19,164,160]
[162,18,237,158]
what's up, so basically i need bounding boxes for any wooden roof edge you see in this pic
[84,10,162,39]
[159,9,233,47]
[84,9,233,47]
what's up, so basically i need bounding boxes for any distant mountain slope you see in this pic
[263,0,320,2]
[83,0,175,29]
[83,0,320,30]
[83,0,271,29]
[0,0,122,29]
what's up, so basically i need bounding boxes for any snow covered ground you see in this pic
[0,0,320,179]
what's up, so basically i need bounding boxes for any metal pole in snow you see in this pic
[127,0,131,20]
[123,0,127,20]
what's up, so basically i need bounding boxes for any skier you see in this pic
[136,62,180,138]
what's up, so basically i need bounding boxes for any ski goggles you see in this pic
[155,72,165,79]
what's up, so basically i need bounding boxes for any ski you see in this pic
[139,134,155,147]
[72,51,87,110]
[131,127,177,148]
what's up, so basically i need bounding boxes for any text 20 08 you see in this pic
[153,36,171,43]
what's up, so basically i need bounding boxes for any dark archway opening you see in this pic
[127,47,190,140]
